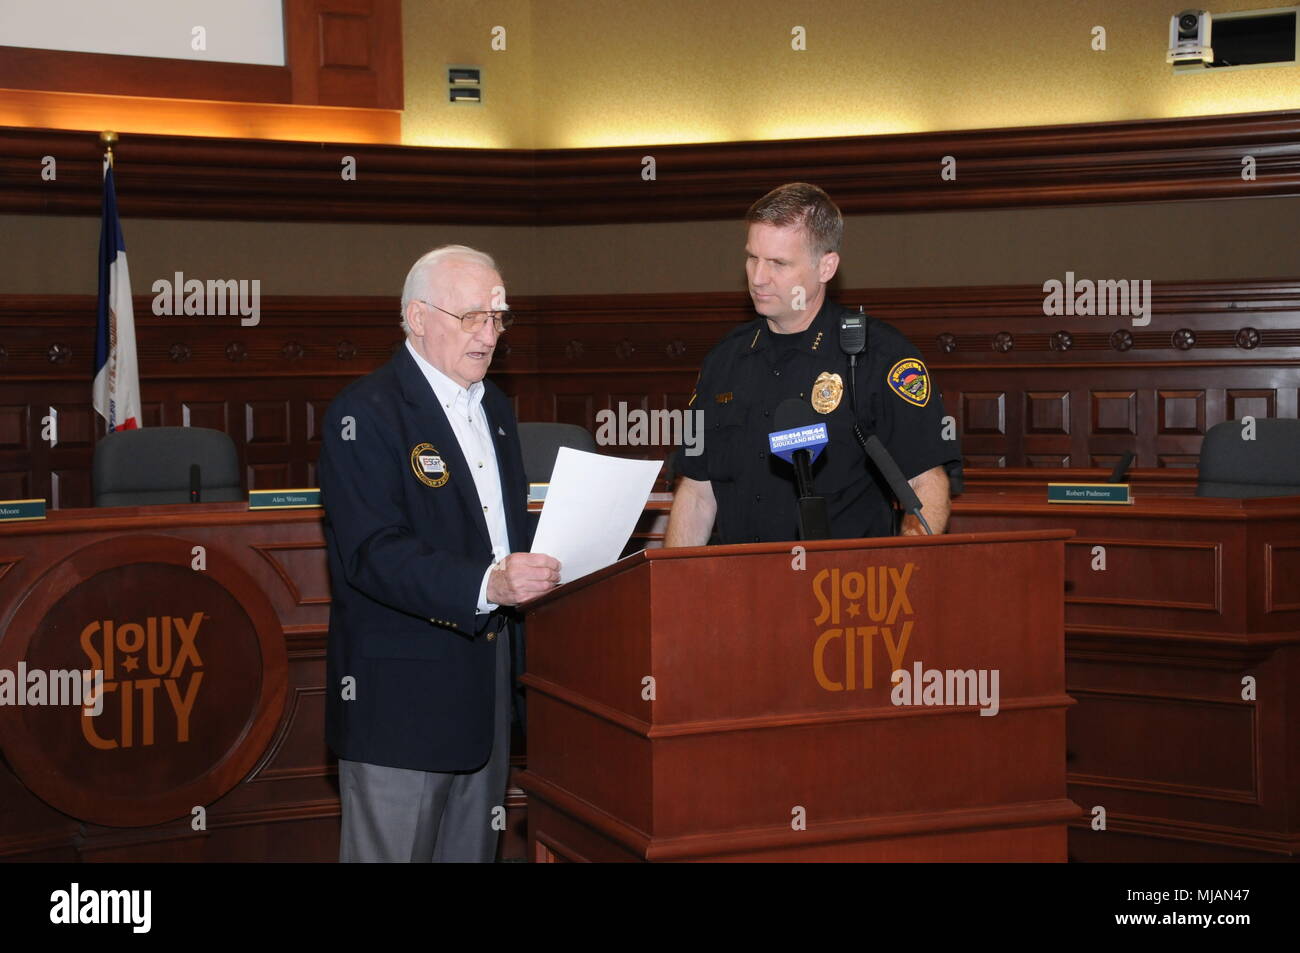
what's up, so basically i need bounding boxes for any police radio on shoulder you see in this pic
[839,309,932,536]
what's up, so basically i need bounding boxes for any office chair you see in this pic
[93,426,243,506]
[516,422,597,484]
[1195,417,1300,498]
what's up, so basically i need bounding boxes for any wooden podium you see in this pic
[518,529,1080,862]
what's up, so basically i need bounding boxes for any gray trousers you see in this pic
[338,628,511,863]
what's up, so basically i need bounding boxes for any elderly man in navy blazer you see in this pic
[319,245,560,863]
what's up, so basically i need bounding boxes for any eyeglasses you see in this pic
[418,299,513,333]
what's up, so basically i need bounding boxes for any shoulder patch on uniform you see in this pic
[887,358,930,408]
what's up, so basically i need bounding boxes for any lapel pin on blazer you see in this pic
[410,442,450,488]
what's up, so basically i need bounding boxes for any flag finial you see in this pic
[99,130,118,167]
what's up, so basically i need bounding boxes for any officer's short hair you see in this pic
[745,183,843,258]
[400,245,499,334]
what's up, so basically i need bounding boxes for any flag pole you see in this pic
[93,128,141,433]
[99,129,117,167]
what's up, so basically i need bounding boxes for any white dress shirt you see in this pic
[405,340,510,615]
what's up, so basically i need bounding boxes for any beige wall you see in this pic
[531,197,1300,293]
[5,196,1298,298]
[401,0,535,148]
[6,7,1297,326]
[401,0,1300,149]
[0,215,537,298]
[2,3,1293,148]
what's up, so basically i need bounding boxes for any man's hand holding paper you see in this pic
[529,447,662,585]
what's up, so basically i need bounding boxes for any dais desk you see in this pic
[950,492,1300,861]
[2,491,1294,862]
[0,502,332,861]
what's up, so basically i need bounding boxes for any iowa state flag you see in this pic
[92,163,141,431]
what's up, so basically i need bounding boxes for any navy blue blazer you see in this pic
[318,344,529,772]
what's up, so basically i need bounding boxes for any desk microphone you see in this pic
[864,436,932,535]
[769,398,831,540]
[1109,451,1135,484]
[189,464,201,503]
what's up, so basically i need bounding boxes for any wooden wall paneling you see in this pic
[1024,389,1071,467]
[1228,388,1279,420]
[0,127,534,222]
[0,0,400,110]
[532,111,1300,224]
[3,109,1299,223]
[0,401,30,500]
[285,0,403,109]
[2,279,1299,505]
[936,366,1300,472]
[0,91,399,145]
[859,279,1300,470]
[0,47,293,104]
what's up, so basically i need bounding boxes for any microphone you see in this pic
[189,463,201,503]
[839,309,868,433]
[864,435,933,536]
[839,306,874,455]
[838,307,935,534]
[769,398,831,540]
[944,459,965,496]
[839,310,867,358]
[1109,451,1134,484]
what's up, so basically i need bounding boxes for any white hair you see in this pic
[399,244,499,334]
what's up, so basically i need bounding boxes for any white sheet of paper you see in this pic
[530,447,662,584]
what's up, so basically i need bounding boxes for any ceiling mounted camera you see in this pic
[1167,9,1214,64]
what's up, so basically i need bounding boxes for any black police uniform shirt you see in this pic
[675,297,960,544]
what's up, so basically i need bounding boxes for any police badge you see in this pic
[810,371,844,414]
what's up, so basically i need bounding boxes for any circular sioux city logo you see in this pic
[0,537,287,827]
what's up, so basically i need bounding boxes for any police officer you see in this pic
[665,183,960,546]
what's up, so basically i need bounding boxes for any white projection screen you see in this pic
[0,0,285,66]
